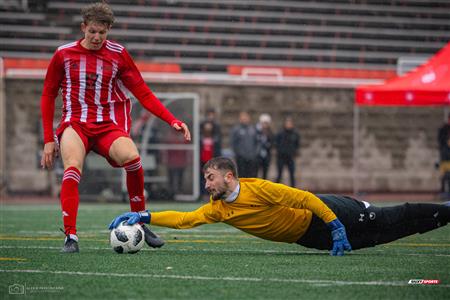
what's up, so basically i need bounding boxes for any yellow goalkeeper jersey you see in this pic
[150,178,337,243]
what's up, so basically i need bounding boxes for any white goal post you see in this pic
[125,93,200,201]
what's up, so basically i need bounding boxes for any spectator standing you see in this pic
[230,111,258,178]
[256,114,273,179]
[438,114,450,159]
[200,108,222,151]
[439,137,450,199]
[275,117,300,187]
[200,121,222,196]
[438,114,450,199]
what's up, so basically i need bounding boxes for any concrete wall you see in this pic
[3,79,442,194]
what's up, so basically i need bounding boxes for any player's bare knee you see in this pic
[62,157,83,170]
[64,163,82,173]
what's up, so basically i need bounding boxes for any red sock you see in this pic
[124,157,146,212]
[60,167,81,235]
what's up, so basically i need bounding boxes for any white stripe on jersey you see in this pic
[116,79,132,98]
[106,45,122,53]
[94,58,103,122]
[114,80,126,102]
[107,40,124,49]
[108,62,118,124]
[63,58,72,122]
[115,80,132,132]
[123,101,128,132]
[124,99,133,132]
[58,41,77,51]
[106,41,124,53]
[78,55,88,122]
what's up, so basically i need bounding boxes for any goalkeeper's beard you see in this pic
[208,182,230,201]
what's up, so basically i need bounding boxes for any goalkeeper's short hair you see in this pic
[203,157,238,178]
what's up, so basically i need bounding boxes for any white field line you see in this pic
[404,253,450,257]
[1,269,448,288]
[1,245,449,257]
[0,245,311,253]
[13,229,242,235]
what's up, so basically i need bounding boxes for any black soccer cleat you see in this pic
[142,224,165,248]
[61,235,79,253]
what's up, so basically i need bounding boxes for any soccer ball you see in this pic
[110,221,145,254]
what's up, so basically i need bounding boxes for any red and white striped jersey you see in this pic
[41,39,176,143]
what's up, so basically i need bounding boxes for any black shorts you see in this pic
[296,194,380,250]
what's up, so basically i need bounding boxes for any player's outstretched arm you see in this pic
[109,211,151,229]
[40,51,64,169]
[327,219,352,256]
[109,205,217,230]
[120,50,191,142]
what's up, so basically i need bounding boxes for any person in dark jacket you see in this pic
[438,114,450,199]
[438,114,450,159]
[275,117,300,187]
[230,111,258,178]
[439,137,450,199]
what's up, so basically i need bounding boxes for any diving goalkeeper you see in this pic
[109,157,449,256]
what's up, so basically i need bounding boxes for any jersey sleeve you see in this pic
[41,50,64,143]
[118,48,177,125]
[256,181,337,223]
[150,203,220,229]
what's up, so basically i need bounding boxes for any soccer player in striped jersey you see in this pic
[40,2,191,253]
[110,157,450,256]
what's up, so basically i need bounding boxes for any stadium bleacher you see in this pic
[1,1,448,195]
[1,0,449,75]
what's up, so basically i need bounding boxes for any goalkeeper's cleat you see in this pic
[142,225,165,248]
[61,234,79,253]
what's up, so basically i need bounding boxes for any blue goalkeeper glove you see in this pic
[327,219,352,256]
[108,210,151,230]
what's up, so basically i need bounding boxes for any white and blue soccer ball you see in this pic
[110,221,145,254]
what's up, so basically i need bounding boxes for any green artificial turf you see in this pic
[0,203,448,299]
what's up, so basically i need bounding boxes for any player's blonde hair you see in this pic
[81,2,114,27]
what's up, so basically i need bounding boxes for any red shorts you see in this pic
[55,121,130,168]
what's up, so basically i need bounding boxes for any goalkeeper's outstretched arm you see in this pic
[109,205,218,230]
